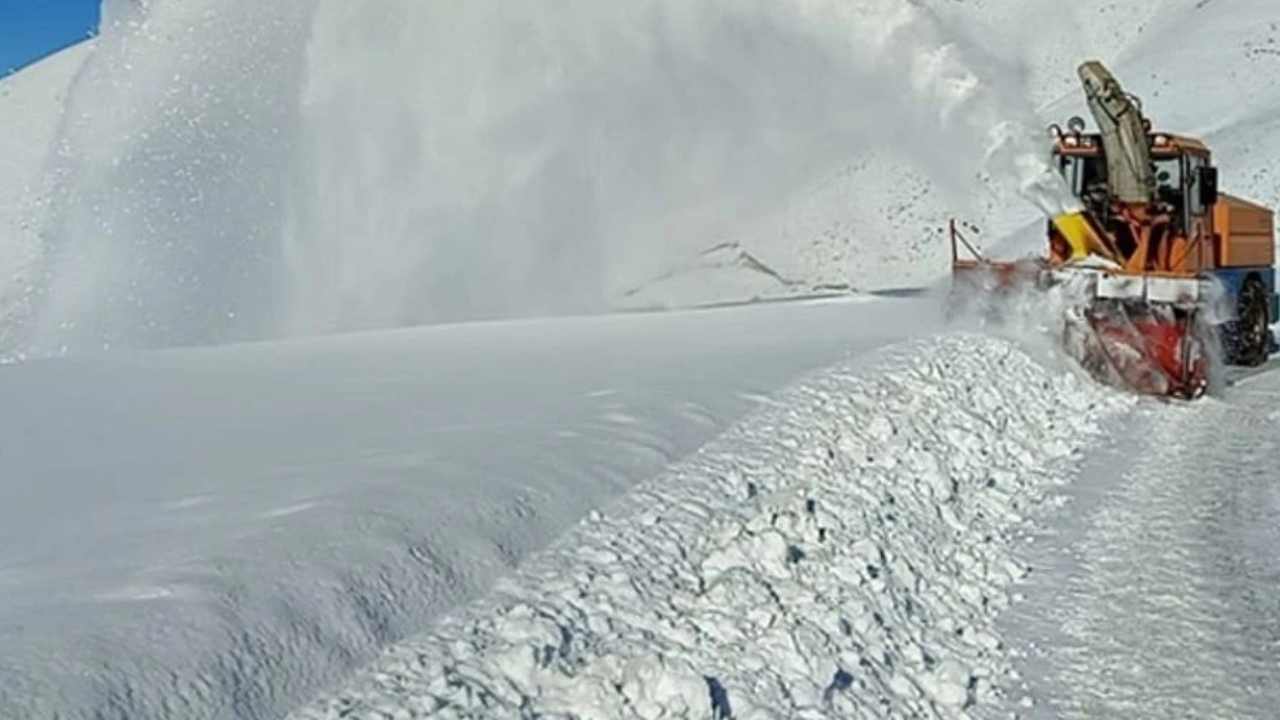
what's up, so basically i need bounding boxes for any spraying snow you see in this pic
[0,295,937,720]
[6,0,1071,357]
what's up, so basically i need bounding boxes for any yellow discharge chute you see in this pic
[1052,211,1116,263]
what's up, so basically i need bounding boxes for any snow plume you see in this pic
[950,267,1234,399]
[294,335,1132,719]
[986,123,1085,218]
[278,0,1068,337]
[9,0,317,357]
[10,0,1067,354]
[871,5,1079,218]
[946,265,1102,384]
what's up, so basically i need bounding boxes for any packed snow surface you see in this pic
[1000,370,1280,719]
[294,336,1130,719]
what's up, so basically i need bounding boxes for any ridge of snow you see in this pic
[294,335,1132,719]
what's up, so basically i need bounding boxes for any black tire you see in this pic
[1235,277,1270,367]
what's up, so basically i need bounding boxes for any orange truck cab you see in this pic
[1051,130,1277,363]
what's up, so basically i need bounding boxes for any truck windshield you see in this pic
[1058,155,1108,201]
[1154,157,1182,199]
[1058,153,1184,210]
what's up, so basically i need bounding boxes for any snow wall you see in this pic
[2,0,1073,357]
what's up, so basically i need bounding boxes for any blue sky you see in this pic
[1,0,100,74]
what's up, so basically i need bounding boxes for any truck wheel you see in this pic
[1236,277,1270,367]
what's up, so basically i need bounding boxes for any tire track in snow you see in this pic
[293,335,1131,719]
[1002,376,1280,718]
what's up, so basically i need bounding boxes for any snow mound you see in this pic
[294,335,1131,719]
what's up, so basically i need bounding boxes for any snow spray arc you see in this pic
[11,0,1069,356]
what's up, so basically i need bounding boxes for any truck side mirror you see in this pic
[1199,166,1219,207]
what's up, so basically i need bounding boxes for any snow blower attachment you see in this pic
[952,61,1277,399]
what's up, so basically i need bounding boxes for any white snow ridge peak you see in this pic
[295,335,1130,719]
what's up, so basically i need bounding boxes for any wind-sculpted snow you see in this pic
[295,336,1131,719]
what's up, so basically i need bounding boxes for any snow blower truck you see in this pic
[952,60,1277,399]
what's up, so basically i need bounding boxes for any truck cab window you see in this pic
[1154,157,1182,202]
[1186,154,1207,217]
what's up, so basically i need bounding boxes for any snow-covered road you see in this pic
[1000,370,1280,718]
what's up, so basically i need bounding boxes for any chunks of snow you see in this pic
[294,335,1131,718]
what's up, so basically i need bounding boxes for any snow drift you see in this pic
[294,335,1131,719]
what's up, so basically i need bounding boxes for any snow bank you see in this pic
[294,335,1131,719]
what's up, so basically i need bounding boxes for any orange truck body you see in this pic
[1214,194,1275,269]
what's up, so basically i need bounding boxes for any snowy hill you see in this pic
[0,45,91,244]
[2,1,1280,719]
[0,43,94,348]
